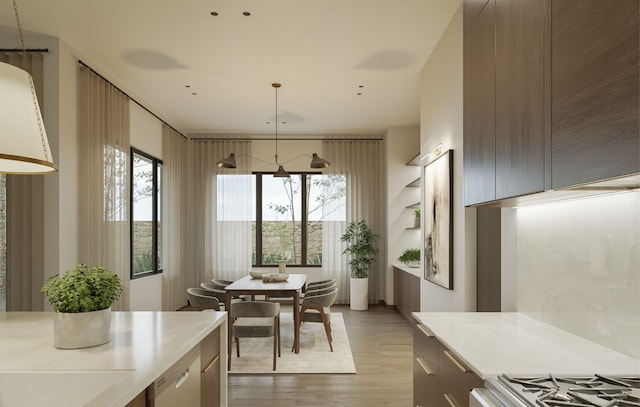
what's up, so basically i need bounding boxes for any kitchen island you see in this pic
[0,311,227,406]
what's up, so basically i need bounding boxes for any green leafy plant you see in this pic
[41,264,123,313]
[413,209,421,217]
[340,220,380,278]
[399,248,420,263]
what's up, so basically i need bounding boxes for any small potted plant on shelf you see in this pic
[413,209,421,228]
[398,248,421,268]
[41,264,123,349]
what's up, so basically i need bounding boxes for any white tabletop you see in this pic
[225,273,307,291]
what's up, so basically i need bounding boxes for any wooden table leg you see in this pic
[293,290,300,354]
[225,291,232,370]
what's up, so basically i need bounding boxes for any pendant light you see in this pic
[215,82,331,174]
[0,0,57,174]
[271,83,290,178]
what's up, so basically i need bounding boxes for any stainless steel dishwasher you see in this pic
[148,347,200,407]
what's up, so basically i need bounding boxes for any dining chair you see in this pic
[306,278,336,290]
[186,288,221,311]
[210,279,233,289]
[201,282,249,305]
[230,301,281,371]
[295,287,338,352]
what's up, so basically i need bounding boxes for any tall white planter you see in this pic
[350,277,369,311]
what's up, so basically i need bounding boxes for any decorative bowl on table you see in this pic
[261,273,289,283]
[249,270,269,279]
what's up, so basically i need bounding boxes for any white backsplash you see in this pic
[516,190,640,359]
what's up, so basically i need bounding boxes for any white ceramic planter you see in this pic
[350,277,368,311]
[54,307,112,349]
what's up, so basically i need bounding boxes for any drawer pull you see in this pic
[444,350,470,373]
[416,357,434,376]
[417,324,434,338]
[444,393,459,407]
[202,353,220,374]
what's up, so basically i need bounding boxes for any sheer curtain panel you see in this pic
[322,140,385,305]
[1,52,46,311]
[192,140,252,285]
[78,66,131,311]
[162,126,190,310]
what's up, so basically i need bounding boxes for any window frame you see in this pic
[254,171,322,268]
[130,148,163,279]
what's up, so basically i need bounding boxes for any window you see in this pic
[217,173,345,267]
[131,149,162,278]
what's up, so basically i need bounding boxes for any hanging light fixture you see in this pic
[0,0,57,174]
[271,83,290,177]
[216,82,330,175]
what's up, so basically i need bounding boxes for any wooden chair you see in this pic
[230,301,281,371]
[295,287,338,352]
[186,288,221,311]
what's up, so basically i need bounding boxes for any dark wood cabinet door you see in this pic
[463,0,496,206]
[551,0,640,189]
[464,0,490,33]
[495,0,549,200]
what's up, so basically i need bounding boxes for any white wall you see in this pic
[419,6,476,312]
[514,191,640,358]
[385,126,421,304]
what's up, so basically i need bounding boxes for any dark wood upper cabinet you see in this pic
[463,0,496,206]
[464,0,490,33]
[551,0,640,189]
[494,0,550,199]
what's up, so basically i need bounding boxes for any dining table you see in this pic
[224,273,307,367]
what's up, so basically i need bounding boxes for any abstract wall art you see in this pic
[423,149,453,289]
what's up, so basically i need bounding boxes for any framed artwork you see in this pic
[423,149,453,289]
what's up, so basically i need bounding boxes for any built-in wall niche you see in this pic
[405,153,421,230]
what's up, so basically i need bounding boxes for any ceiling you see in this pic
[0,0,460,137]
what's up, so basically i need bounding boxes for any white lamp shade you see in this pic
[0,62,56,174]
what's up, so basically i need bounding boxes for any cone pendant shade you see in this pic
[0,62,56,174]
[216,153,237,169]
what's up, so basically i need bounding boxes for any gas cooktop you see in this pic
[496,374,640,407]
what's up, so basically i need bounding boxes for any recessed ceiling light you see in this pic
[185,85,191,88]
[192,92,197,95]
[210,11,219,16]
[357,92,362,95]
[242,11,251,16]
[359,85,364,88]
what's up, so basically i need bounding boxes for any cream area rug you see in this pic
[228,312,356,374]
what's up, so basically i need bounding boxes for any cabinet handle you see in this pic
[444,350,470,373]
[444,394,459,407]
[417,324,434,338]
[416,358,434,376]
[202,353,220,374]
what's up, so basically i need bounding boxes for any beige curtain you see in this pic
[322,140,385,304]
[1,52,45,311]
[78,66,131,311]
[162,125,190,310]
[192,140,252,285]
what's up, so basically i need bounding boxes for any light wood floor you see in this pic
[228,304,414,407]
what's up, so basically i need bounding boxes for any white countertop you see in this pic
[413,312,640,378]
[0,311,227,407]
[393,263,422,277]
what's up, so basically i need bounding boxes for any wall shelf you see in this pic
[406,178,421,188]
[406,202,420,209]
[406,153,421,166]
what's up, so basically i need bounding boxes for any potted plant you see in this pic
[399,248,421,268]
[340,220,380,311]
[413,208,421,228]
[41,264,123,349]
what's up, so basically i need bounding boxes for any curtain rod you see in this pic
[78,60,187,140]
[191,137,384,141]
[0,48,49,52]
